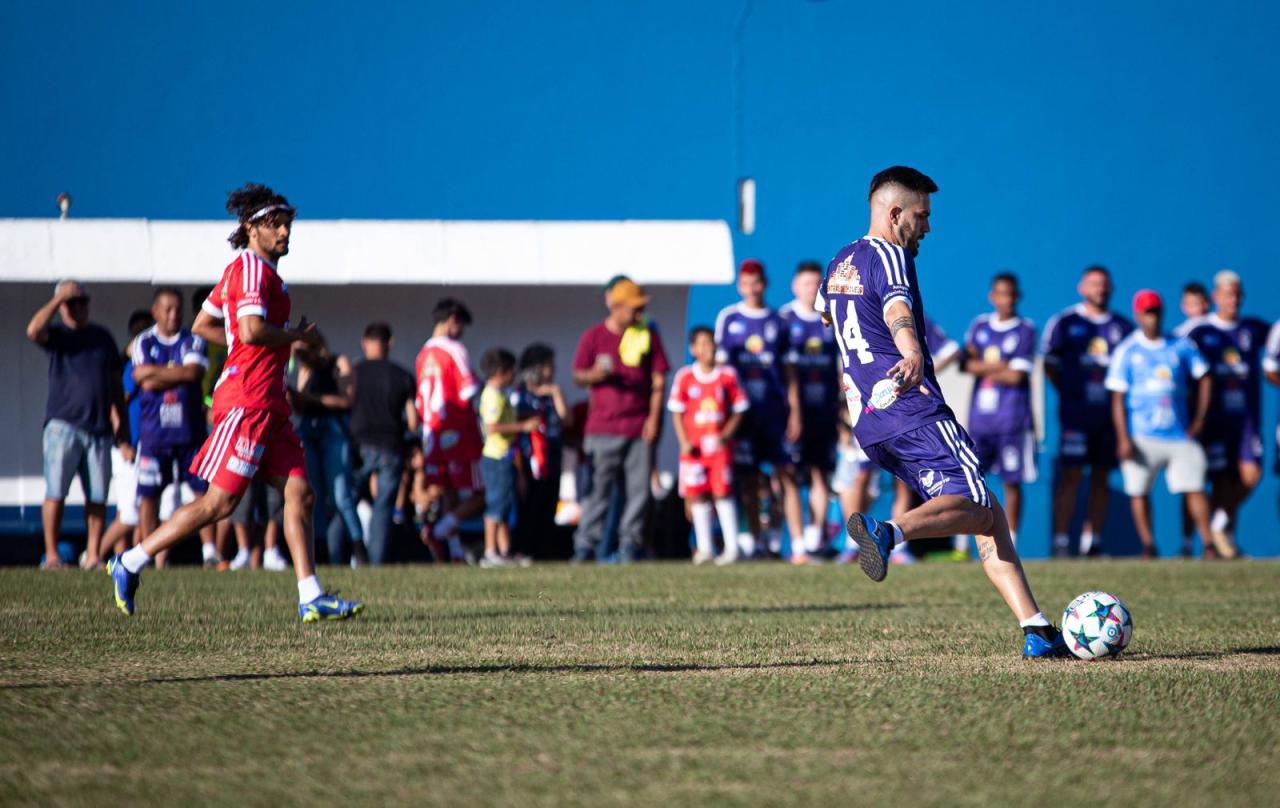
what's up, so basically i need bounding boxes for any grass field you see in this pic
[2,560,1278,807]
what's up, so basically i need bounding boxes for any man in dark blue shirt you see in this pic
[26,280,131,569]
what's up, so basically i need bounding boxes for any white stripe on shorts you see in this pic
[200,407,243,480]
[945,420,989,506]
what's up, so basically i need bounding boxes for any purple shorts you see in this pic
[972,430,1038,484]
[1200,420,1264,476]
[136,442,208,500]
[862,419,990,507]
[1058,423,1118,469]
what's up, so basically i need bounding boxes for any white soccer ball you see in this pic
[1062,591,1133,660]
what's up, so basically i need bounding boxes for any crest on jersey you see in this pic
[804,336,824,355]
[983,346,1002,363]
[1002,334,1019,354]
[826,255,864,296]
[1087,337,1110,358]
[918,468,948,497]
[1223,348,1243,367]
[745,335,765,354]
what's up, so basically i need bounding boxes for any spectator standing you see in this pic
[349,322,418,565]
[780,261,842,561]
[1106,290,1214,558]
[962,273,1038,546]
[1041,266,1134,556]
[1184,270,1268,556]
[478,349,538,567]
[512,343,572,557]
[1173,281,1210,338]
[132,287,215,569]
[668,327,748,564]
[1265,320,1280,492]
[415,298,486,562]
[25,280,131,569]
[291,332,364,565]
[714,260,801,557]
[571,279,670,562]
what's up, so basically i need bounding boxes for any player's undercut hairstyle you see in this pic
[868,166,938,202]
[225,183,294,249]
[794,260,823,277]
[432,297,473,326]
[689,325,715,344]
[363,322,393,343]
[1082,264,1111,279]
[991,272,1019,290]
[152,285,183,304]
[1182,281,1209,299]
[480,348,516,378]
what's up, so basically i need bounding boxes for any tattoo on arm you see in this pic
[977,537,996,562]
[890,317,915,339]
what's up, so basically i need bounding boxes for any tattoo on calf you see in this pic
[890,317,915,339]
[978,538,996,562]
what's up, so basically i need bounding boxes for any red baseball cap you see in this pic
[738,258,765,279]
[1132,289,1163,313]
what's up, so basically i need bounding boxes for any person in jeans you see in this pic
[571,279,670,562]
[290,331,364,565]
[26,280,131,569]
[349,322,418,565]
[1106,290,1215,558]
[478,349,539,567]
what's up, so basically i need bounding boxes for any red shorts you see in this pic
[678,449,733,499]
[190,407,306,497]
[422,448,483,493]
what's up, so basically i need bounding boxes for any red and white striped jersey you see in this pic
[414,336,483,457]
[203,251,292,416]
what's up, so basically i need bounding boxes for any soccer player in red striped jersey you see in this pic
[107,184,363,622]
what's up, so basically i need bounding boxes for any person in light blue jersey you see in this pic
[1105,290,1214,558]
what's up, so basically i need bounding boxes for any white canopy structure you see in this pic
[0,219,734,513]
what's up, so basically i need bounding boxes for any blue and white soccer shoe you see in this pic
[106,554,139,616]
[845,513,894,582]
[1022,628,1071,659]
[299,592,365,623]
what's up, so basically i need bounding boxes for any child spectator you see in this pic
[668,326,748,564]
[478,349,539,567]
[512,343,572,556]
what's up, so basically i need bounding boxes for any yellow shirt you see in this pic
[480,384,516,460]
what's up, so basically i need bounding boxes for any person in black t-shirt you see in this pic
[25,280,131,569]
[350,322,419,564]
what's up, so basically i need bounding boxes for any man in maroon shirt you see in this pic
[571,279,670,561]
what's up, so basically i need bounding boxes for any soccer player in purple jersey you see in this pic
[1265,318,1280,483]
[780,261,842,561]
[1041,266,1134,557]
[820,166,1067,658]
[714,261,802,557]
[132,287,216,568]
[1185,270,1268,557]
[962,273,1038,545]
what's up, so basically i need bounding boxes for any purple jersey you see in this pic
[714,303,791,419]
[964,314,1037,435]
[1040,305,1134,430]
[923,318,959,367]
[817,236,954,448]
[780,301,840,415]
[1186,314,1270,423]
[134,325,208,448]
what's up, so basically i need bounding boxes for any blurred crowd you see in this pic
[25,260,1280,568]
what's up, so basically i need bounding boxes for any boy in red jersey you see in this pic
[415,298,486,562]
[668,327,749,564]
[108,184,362,622]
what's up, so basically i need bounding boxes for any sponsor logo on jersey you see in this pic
[227,456,258,478]
[234,438,264,461]
[745,335,765,354]
[804,336,824,355]
[826,255,864,296]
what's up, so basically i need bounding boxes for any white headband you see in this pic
[247,203,294,223]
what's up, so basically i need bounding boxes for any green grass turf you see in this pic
[1,560,1278,807]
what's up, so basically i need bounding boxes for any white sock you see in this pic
[953,534,969,551]
[1210,508,1229,534]
[690,502,715,557]
[297,575,323,604]
[201,541,219,562]
[121,545,151,574]
[1019,611,1051,628]
[714,498,739,557]
[1052,532,1069,549]
[738,533,756,557]
[802,524,822,554]
[264,546,284,562]
[1079,529,1095,555]
[232,547,250,564]
[886,521,905,548]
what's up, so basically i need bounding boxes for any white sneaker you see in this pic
[263,549,288,572]
[692,551,715,566]
[714,551,738,566]
[229,550,251,571]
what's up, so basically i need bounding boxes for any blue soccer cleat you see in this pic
[106,554,139,616]
[1022,628,1072,659]
[845,513,894,583]
[299,592,365,623]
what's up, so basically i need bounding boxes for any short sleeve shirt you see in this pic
[133,325,208,448]
[204,251,293,416]
[573,321,670,438]
[1104,332,1208,440]
[43,323,121,436]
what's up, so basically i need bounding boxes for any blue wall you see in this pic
[3,1,1278,555]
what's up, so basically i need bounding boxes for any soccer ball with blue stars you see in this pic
[1061,591,1133,660]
